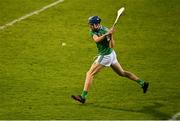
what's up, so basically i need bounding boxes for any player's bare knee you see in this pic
[86,71,90,77]
[123,71,131,77]
[118,71,125,77]
[86,71,94,78]
[121,72,126,77]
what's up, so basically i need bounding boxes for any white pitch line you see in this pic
[0,0,64,30]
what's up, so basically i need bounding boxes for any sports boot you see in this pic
[71,95,86,104]
[142,82,149,93]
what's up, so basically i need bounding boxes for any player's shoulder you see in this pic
[89,29,95,36]
[89,29,95,34]
[101,26,109,31]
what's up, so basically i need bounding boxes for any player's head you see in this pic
[88,16,101,24]
[88,16,101,30]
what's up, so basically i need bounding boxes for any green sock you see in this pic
[137,79,145,87]
[81,91,88,99]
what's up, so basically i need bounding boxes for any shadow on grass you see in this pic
[86,102,170,119]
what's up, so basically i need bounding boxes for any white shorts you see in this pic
[94,50,118,67]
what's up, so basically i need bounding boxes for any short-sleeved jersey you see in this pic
[89,26,113,55]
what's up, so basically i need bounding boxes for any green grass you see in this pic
[0,0,180,119]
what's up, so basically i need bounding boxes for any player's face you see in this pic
[89,23,100,31]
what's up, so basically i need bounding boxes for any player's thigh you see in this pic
[88,63,104,75]
[111,62,125,76]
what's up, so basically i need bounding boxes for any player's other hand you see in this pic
[107,27,115,35]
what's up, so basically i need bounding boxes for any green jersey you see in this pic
[89,26,113,55]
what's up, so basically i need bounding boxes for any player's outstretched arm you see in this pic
[92,34,108,42]
[92,28,114,42]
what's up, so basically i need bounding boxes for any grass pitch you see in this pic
[0,0,180,120]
